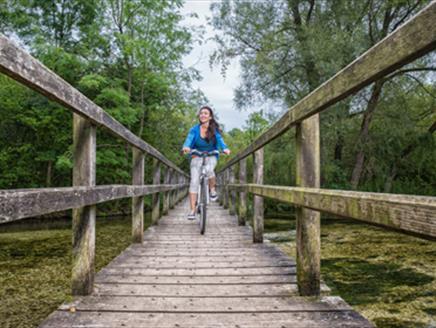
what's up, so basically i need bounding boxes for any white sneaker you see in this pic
[187,212,196,220]
[210,190,218,201]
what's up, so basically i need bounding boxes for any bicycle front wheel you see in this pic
[200,178,208,235]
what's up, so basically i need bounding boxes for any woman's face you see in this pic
[199,108,212,124]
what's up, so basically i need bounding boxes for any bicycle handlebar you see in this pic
[189,149,220,157]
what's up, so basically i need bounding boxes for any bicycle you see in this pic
[189,149,219,235]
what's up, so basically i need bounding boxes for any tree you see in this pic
[210,0,435,195]
[0,0,206,206]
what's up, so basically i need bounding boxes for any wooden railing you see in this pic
[217,2,436,297]
[0,35,189,295]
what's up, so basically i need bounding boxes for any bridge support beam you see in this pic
[253,148,264,243]
[72,115,96,296]
[132,148,145,243]
[152,159,161,225]
[296,114,321,296]
[238,158,247,226]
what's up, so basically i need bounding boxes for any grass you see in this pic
[264,216,436,328]
[0,215,141,328]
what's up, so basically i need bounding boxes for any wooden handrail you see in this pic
[228,184,436,240]
[0,184,186,224]
[218,2,436,173]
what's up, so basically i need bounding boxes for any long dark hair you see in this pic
[199,106,222,144]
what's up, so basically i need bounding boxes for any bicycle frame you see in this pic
[197,156,209,206]
[187,149,219,234]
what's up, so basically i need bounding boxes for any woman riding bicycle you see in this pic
[182,106,230,220]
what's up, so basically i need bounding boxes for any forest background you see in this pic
[0,0,434,214]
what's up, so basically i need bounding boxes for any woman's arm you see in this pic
[216,131,230,154]
[182,126,196,153]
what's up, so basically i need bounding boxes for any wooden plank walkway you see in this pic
[40,199,374,327]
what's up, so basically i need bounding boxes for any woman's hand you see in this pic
[182,147,191,154]
[223,149,231,155]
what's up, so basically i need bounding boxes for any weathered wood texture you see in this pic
[72,115,96,296]
[169,173,176,209]
[223,170,229,209]
[151,159,161,225]
[162,168,171,215]
[295,116,321,296]
[40,199,373,328]
[0,184,184,223]
[218,2,436,172]
[175,175,181,203]
[131,148,145,243]
[0,35,187,176]
[218,175,224,206]
[238,158,247,226]
[253,149,264,243]
[228,184,436,239]
[41,311,373,327]
[228,166,236,215]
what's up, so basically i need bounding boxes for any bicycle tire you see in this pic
[200,177,208,234]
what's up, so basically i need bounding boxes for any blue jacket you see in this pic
[183,124,229,158]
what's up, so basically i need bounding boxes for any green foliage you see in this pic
[78,74,109,98]
[0,75,72,188]
[213,0,435,197]
[0,0,204,200]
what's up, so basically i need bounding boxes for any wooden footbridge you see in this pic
[39,200,374,327]
[0,3,435,327]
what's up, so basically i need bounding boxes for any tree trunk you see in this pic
[334,133,343,161]
[384,165,398,193]
[289,0,321,90]
[46,160,53,187]
[138,80,146,137]
[127,62,132,98]
[350,80,384,189]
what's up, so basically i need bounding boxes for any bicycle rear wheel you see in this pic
[199,177,208,235]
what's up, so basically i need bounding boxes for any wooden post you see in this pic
[169,171,175,209]
[296,114,321,296]
[228,166,236,215]
[223,170,229,209]
[180,176,184,201]
[72,114,96,296]
[176,174,181,204]
[183,176,188,198]
[163,167,171,215]
[218,174,224,206]
[238,158,247,226]
[132,148,144,243]
[175,174,180,204]
[234,165,239,216]
[253,148,264,243]
[151,158,160,225]
[179,176,183,201]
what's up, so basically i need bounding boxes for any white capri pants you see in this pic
[189,156,218,193]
